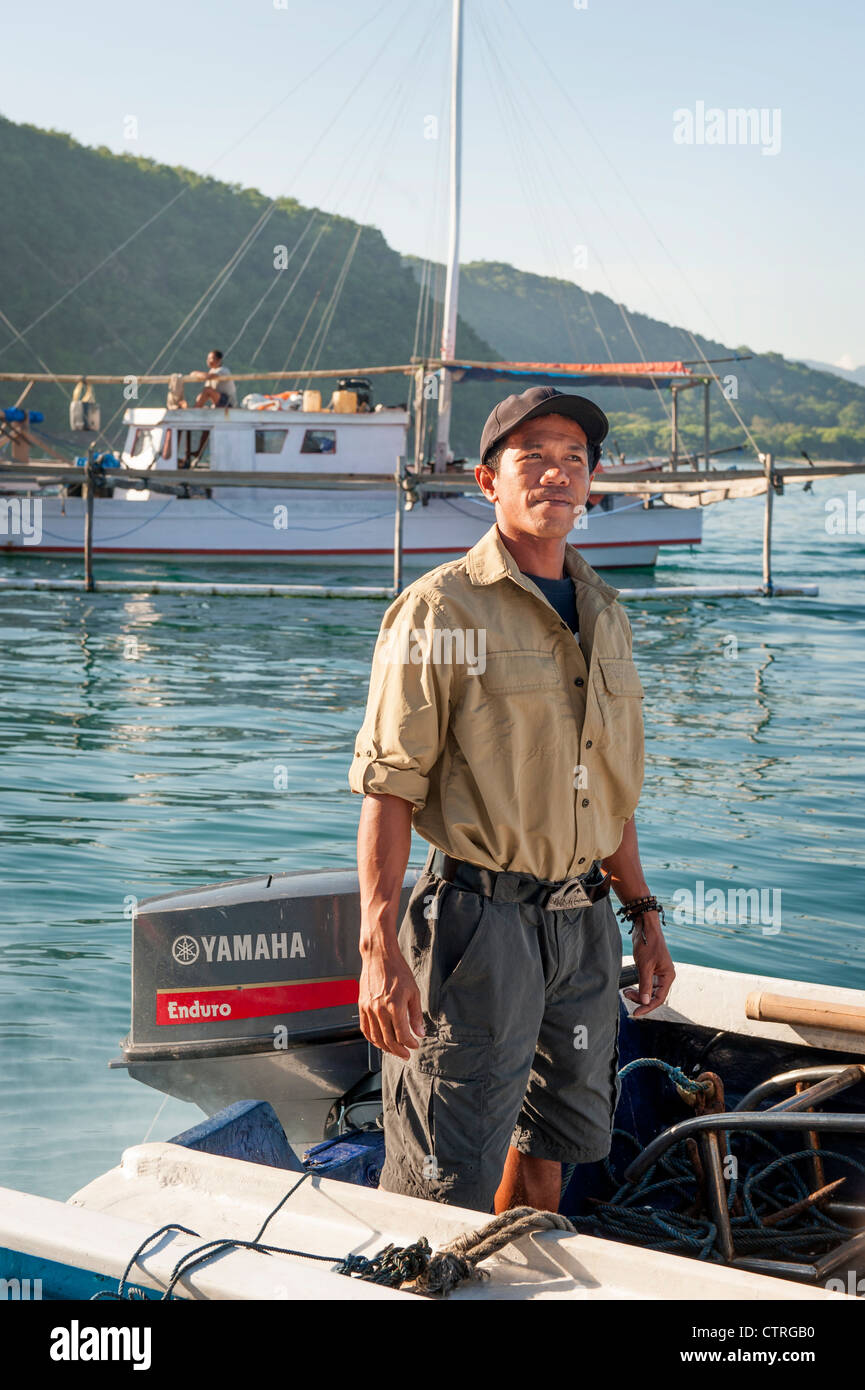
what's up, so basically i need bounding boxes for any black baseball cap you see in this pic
[480,386,609,470]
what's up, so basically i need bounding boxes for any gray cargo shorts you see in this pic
[378,847,623,1212]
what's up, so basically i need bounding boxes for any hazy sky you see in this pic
[3,0,863,366]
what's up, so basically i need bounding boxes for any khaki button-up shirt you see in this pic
[349,523,645,880]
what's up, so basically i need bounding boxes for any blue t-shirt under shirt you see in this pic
[523,571,579,637]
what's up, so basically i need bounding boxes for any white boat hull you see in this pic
[0,1144,849,1301]
[4,490,701,569]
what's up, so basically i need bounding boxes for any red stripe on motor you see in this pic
[156,978,359,1024]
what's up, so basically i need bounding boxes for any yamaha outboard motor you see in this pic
[113,870,418,1151]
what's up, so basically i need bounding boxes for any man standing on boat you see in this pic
[350,386,675,1214]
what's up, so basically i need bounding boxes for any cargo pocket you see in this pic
[411,1031,492,1203]
[429,885,493,1029]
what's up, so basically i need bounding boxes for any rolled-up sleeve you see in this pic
[349,588,458,810]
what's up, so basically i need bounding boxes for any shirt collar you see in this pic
[466,522,620,611]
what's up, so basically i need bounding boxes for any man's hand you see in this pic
[359,939,425,1059]
[622,910,676,1018]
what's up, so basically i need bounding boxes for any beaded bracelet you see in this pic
[616,895,666,944]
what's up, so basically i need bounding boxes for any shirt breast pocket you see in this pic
[477,650,560,693]
[594,655,644,745]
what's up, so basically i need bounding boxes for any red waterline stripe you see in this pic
[156,978,358,1024]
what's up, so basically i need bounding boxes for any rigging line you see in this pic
[489,7,674,347]
[411,257,430,362]
[0,251,128,458]
[495,0,720,335]
[154,0,419,400]
[224,0,415,365]
[291,233,361,382]
[399,8,449,362]
[11,0,407,450]
[276,291,322,390]
[223,214,319,358]
[486,4,683,380]
[300,5,444,387]
[97,202,280,448]
[497,0,765,457]
[417,142,449,375]
[474,4,670,431]
[250,221,328,365]
[302,228,363,380]
[481,6,678,461]
[250,3,431,372]
[471,6,659,463]
[414,38,454,366]
[0,305,71,399]
[420,261,445,462]
[0,301,124,466]
[420,34,452,376]
[0,0,399,362]
[7,230,140,363]
[155,205,279,367]
[470,3,609,369]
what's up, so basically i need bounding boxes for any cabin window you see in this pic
[300,429,336,455]
[255,429,288,455]
[130,428,156,458]
[177,429,211,468]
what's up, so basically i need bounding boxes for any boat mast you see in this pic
[433,0,463,472]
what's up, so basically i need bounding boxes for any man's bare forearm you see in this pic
[601,814,650,903]
[357,792,414,954]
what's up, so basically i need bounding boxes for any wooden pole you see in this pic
[83,446,95,592]
[762,452,774,595]
[671,386,679,469]
[393,456,405,596]
[703,379,711,470]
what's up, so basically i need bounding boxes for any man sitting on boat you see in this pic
[350,386,676,1216]
[188,350,238,408]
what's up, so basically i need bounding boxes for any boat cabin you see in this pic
[120,401,410,480]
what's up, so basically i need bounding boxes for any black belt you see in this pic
[428,848,611,912]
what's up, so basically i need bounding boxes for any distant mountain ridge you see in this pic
[798,359,865,389]
[0,115,863,461]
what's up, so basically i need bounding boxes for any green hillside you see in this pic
[1,115,863,463]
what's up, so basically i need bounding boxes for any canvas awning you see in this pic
[441,359,696,389]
